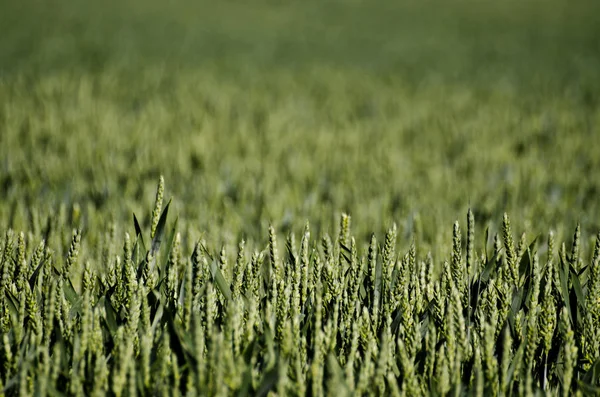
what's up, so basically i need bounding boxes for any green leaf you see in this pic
[483,225,490,264]
[285,237,296,266]
[151,303,164,334]
[63,278,80,306]
[508,285,525,331]
[4,289,19,319]
[339,242,352,265]
[132,234,146,268]
[517,237,539,288]
[506,341,525,387]
[28,257,46,291]
[51,263,62,278]
[582,357,600,389]
[136,256,147,282]
[165,308,196,367]
[199,241,215,261]
[255,365,279,397]
[103,296,118,335]
[558,255,573,324]
[359,280,367,301]
[469,280,482,320]
[391,307,402,334]
[133,213,145,246]
[578,381,600,396]
[480,255,496,283]
[159,216,178,278]
[211,259,232,301]
[68,300,83,321]
[570,265,585,308]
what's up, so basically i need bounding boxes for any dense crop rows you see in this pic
[2,0,600,395]
[1,179,600,396]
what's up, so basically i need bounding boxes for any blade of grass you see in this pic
[210,259,232,301]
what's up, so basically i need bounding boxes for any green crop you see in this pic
[1,180,600,396]
[2,0,600,395]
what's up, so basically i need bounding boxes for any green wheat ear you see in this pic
[64,228,81,278]
[150,175,164,240]
[5,168,600,396]
[339,213,351,248]
[502,212,518,284]
[561,306,578,397]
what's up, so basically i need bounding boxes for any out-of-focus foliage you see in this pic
[2,0,600,247]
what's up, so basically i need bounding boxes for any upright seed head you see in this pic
[516,232,528,269]
[466,208,475,275]
[530,253,541,309]
[150,175,164,240]
[560,307,578,397]
[500,325,512,394]
[300,221,310,310]
[451,221,463,294]
[368,234,377,287]
[590,231,600,285]
[473,344,484,397]
[502,213,517,283]
[339,213,351,248]
[540,261,557,357]
[14,232,27,290]
[64,229,81,278]
[231,240,245,302]
[570,223,581,270]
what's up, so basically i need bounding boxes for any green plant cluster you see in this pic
[2,0,600,396]
[1,179,600,396]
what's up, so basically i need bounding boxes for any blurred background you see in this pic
[1,0,600,255]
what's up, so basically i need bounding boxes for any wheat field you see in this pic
[1,0,600,395]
